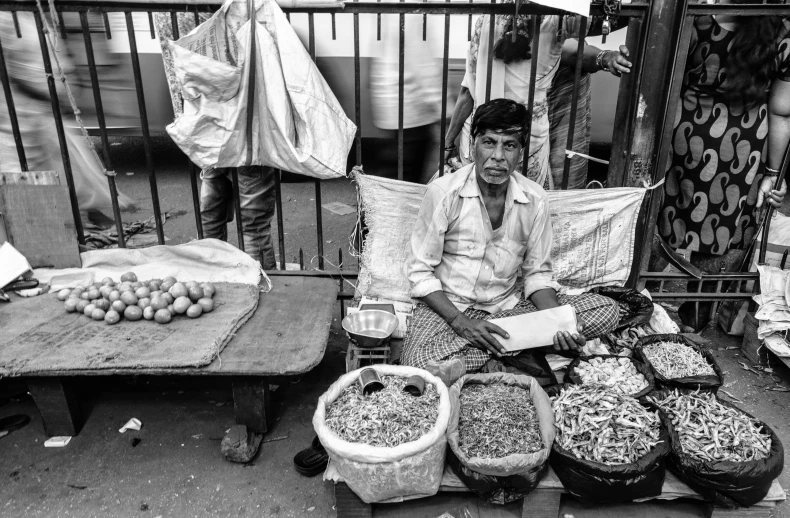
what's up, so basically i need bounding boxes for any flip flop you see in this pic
[0,414,30,433]
[293,436,328,477]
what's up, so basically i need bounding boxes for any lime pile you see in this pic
[58,272,216,325]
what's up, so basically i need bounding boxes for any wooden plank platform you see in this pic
[333,465,785,518]
[0,277,337,438]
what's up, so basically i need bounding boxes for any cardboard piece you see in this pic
[489,305,578,352]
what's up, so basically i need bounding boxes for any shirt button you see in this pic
[485,266,489,270]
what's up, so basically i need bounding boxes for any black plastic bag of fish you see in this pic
[635,334,724,392]
[647,388,783,508]
[589,286,654,331]
[547,384,670,503]
[446,373,555,505]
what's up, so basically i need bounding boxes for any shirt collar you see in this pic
[459,166,530,204]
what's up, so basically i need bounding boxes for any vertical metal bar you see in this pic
[338,248,343,292]
[468,0,473,41]
[148,12,155,39]
[299,248,304,270]
[193,8,200,27]
[231,167,245,251]
[484,5,495,103]
[170,12,180,39]
[377,0,381,40]
[0,36,27,171]
[607,16,642,187]
[81,12,125,248]
[12,12,21,38]
[520,15,541,176]
[274,169,286,269]
[285,11,290,22]
[102,12,112,39]
[332,13,336,40]
[397,7,405,181]
[126,12,164,244]
[560,16,587,190]
[57,11,67,39]
[34,11,84,245]
[354,2,362,165]
[308,13,324,268]
[438,3,451,176]
[422,0,427,41]
[189,164,203,239]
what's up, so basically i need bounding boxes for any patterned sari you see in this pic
[659,15,790,255]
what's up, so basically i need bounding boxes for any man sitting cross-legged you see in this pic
[401,98,619,384]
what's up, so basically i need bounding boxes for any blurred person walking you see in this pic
[443,5,631,189]
[370,14,442,183]
[0,12,135,226]
[653,1,790,331]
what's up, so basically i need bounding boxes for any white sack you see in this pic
[354,172,645,302]
[313,364,451,503]
[166,0,356,179]
[34,239,268,289]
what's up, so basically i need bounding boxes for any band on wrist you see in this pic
[595,50,611,71]
[765,166,781,176]
[448,310,463,326]
[444,143,457,152]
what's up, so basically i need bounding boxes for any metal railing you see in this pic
[13,0,786,310]
[633,0,790,307]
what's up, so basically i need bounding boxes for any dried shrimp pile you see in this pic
[649,389,771,462]
[552,385,662,465]
[459,384,543,459]
[575,357,649,395]
[325,375,439,447]
[642,341,715,378]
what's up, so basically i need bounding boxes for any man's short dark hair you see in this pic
[471,99,530,146]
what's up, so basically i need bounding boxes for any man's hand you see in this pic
[450,313,509,357]
[605,45,632,77]
[552,312,586,353]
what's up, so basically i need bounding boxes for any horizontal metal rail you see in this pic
[0,0,648,15]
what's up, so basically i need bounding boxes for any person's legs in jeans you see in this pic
[237,166,277,269]
[200,168,233,242]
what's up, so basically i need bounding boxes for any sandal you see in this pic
[0,414,30,434]
[293,436,328,477]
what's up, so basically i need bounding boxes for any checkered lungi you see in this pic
[401,293,620,372]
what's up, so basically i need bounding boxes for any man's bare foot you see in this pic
[86,209,115,230]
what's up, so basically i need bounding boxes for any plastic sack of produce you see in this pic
[648,388,783,507]
[589,286,654,331]
[634,334,724,392]
[547,384,670,502]
[313,365,451,503]
[564,354,656,398]
[445,373,555,504]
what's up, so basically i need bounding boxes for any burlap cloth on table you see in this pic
[0,283,258,374]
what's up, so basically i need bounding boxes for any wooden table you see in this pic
[1,276,337,437]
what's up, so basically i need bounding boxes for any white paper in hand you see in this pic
[489,305,578,353]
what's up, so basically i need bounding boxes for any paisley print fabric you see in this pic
[660,15,790,255]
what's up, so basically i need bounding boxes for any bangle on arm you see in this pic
[444,143,457,152]
[595,50,610,71]
[765,166,781,177]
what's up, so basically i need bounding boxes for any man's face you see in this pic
[473,130,523,185]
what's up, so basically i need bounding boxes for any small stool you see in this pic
[345,338,391,372]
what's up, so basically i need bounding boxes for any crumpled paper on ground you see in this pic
[755,265,790,338]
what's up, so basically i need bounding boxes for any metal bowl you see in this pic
[342,310,398,348]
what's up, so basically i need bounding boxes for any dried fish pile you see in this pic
[649,390,771,462]
[575,357,649,395]
[642,341,715,378]
[552,385,662,465]
[325,375,440,447]
[458,384,543,459]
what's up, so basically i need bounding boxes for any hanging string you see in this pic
[34,0,116,177]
